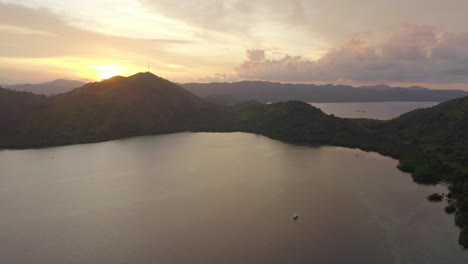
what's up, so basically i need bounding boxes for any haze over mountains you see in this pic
[4,78,467,103]
[5,79,86,95]
[182,81,468,103]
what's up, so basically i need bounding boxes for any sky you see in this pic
[1,0,468,90]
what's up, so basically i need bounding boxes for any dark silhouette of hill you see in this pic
[6,79,86,95]
[0,72,213,147]
[182,81,467,102]
[0,87,48,126]
[203,94,239,105]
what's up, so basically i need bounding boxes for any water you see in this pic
[0,132,466,264]
[309,101,439,120]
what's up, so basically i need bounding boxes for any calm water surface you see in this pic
[309,101,439,119]
[0,132,466,264]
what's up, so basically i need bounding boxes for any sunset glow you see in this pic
[92,65,133,80]
[1,0,468,90]
[98,70,120,80]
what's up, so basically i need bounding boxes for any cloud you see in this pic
[0,2,187,58]
[235,25,468,83]
[245,49,266,63]
[140,0,258,34]
[140,0,468,44]
[381,24,437,60]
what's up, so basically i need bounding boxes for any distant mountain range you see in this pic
[5,79,86,95]
[3,79,467,103]
[181,81,468,103]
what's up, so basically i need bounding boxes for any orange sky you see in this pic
[1,1,468,90]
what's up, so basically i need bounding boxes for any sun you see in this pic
[90,65,130,80]
[99,70,120,80]
[82,63,142,81]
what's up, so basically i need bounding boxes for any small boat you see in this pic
[293,212,299,220]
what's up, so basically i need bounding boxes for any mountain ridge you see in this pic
[6,79,86,95]
[181,81,467,103]
[5,78,467,102]
[0,72,214,147]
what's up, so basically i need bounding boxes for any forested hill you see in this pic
[0,88,48,126]
[0,72,215,148]
[182,81,468,103]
